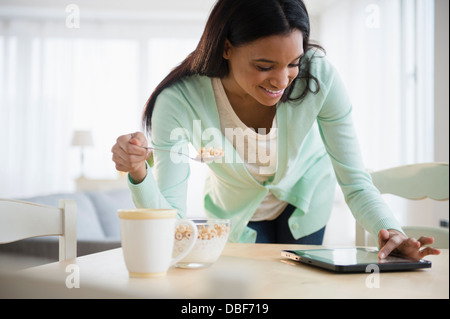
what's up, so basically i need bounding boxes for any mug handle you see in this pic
[170,219,198,266]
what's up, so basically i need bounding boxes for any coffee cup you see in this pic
[118,208,197,278]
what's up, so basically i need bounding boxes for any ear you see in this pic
[223,39,232,60]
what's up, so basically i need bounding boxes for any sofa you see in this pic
[0,188,135,268]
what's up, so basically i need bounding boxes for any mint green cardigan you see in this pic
[128,53,403,243]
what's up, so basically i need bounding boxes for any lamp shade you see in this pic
[72,130,94,147]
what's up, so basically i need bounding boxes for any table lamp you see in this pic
[72,130,94,177]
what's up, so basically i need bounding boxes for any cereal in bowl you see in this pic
[199,147,224,159]
[174,219,230,268]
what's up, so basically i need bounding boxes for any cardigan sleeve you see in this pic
[316,60,404,239]
[127,88,191,218]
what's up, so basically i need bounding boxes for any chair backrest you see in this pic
[370,163,449,201]
[355,163,449,248]
[0,199,77,261]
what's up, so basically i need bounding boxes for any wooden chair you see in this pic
[0,199,77,261]
[355,162,449,248]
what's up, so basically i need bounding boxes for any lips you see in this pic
[260,86,284,98]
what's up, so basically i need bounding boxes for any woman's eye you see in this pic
[256,65,272,71]
[256,64,299,71]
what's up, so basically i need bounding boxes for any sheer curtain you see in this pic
[315,0,434,170]
[0,8,200,198]
[312,0,436,243]
[0,20,77,197]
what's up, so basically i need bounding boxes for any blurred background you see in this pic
[0,0,448,245]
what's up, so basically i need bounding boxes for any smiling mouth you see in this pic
[261,87,284,97]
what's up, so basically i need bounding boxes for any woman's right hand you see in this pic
[111,132,152,184]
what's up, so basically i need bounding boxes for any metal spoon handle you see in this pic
[139,146,195,159]
[139,146,221,163]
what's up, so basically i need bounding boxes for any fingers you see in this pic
[378,233,404,259]
[378,229,410,259]
[377,230,442,260]
[129,132,148,148]
[378,229,390,246]
[118,132,148,155]
[112,150,145,173]
[417,236,434,247]
[111,132,151,173]
[405,237,421,250]
[377,229,392,258]
[416,237,440,258]
[418,246,441,259]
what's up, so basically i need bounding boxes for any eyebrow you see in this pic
[253,55,303,64]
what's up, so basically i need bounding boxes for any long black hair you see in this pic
[143,0,324,132]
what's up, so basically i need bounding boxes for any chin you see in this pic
[257,96,282,107]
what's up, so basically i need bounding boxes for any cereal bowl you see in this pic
[174,218,230,268]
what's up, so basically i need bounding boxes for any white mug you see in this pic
[118,209,197,278]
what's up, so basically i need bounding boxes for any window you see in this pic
[314,0,434,170]
[0,7,202,197]
[313,0,436,243]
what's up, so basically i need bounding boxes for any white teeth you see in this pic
[264,88,282,94]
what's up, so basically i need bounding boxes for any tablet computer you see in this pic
[281,248,431,273]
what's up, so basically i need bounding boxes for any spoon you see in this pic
[139,146,223,163]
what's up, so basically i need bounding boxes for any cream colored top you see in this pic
[212,78,288,221]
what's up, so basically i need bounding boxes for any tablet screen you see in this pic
[282,248,431,272]
[296,248,416,265]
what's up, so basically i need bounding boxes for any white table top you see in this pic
[1,243,448,299]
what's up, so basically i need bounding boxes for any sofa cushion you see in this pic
[19,192,106,240]
[85,189,134,238]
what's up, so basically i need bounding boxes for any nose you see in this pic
[269,68,293,89]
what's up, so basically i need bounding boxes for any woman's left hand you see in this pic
[378,229,441,259]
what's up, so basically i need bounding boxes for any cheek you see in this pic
[289,68,299,83]
[245,69,269,85]
[235,67,266,88]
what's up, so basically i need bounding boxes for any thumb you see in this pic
[129,132,147,147]
[129,138,140,146]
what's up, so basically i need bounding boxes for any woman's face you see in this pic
[222,29,304,107]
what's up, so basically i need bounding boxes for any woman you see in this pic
[112,0,439,259]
